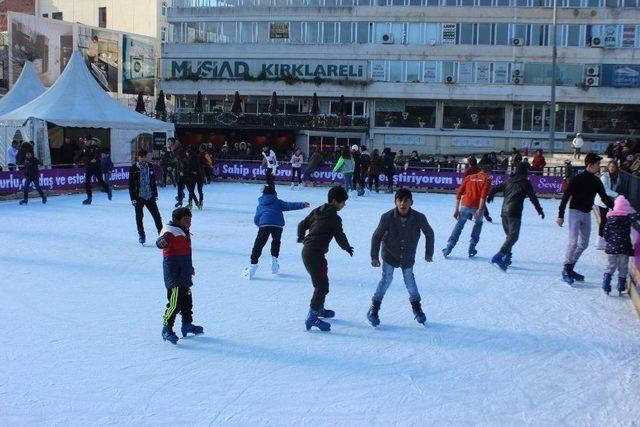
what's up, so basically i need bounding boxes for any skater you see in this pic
[160,146,176,187]
[442,162,492,258]
[382,147,395,193]
[297,186,353,332]
[262,145,278,186]
[557,153,614,285]
[332,146,355,193]
[368,189,434,327]
[82,137,111,204]
[594,160,619,250]
[367,149,383,193]
[487,162,544,271]
[129,149,163,245]
[174,154,189,207]
[351,145,365,196]
[19,148,46,205]
[101,150,113,189]
[359,146,371,193]
[156,207,203,344]
[302,149,323,186]
[602,196,639,296]
[290,148,303,188]
[187,148,204,209]
[243,185,310,279]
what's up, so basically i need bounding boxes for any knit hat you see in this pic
[607,195,631,218]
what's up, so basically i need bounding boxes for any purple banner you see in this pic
[213,160,564,194]
[0,167,135,195]
[631,227,640,298]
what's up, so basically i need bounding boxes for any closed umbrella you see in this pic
[135,93,146,113]
[155,90,167,117]
[338,95,346,116]
[231,91,242,115]
[269,91,278,115]
[194,91,203,113]
[309,92,319,116]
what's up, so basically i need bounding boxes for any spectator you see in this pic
[531,149,546,174]
[7,140,19,171]
[394,150,407,170]
[448,156,458,172]
[368,149,384,193]
[407,151,422,169]
[438,155,450,171]
[572,133,584,160]
[464,157,480,177]
[510,148,522,173]
[424,156,437,171]
[382,147,395,193]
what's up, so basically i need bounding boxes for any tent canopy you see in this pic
[0,61,46,117]
[0,51,173,134]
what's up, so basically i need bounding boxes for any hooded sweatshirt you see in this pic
[487,162,544,219]
[254,194,306,228]
[298,204,351,255]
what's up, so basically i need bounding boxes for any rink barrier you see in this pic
[630,224,640,317]
[212,160,564,194]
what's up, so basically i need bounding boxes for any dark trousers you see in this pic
[186,179,199,205]
[250,226,283,264]
[195,178,204,203]
[354,168,365,189]
[176,176,185,203]
[367,173,380,191]
[360,169,368,189]
[23,177,45,201]
[385,167,394,188]
[135,198,162,236]
[597,206,609,237]
[162,286,193,330]
[500,215,522,254]
[85,167,109,198]
[291,167,302,184]
[303,249,329,311]
[265,168,275,186]
[162,167,175,186]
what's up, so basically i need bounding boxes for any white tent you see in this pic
[0,62,46,167]
[0,51,174,166]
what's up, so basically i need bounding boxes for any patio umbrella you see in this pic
[231,91,242,115]
[309,92,319,116]
[135,93,146,113]
[269,91,278,115]
[194,91,203,113]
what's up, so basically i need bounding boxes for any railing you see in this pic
[171,112,369,129]
[617,170,640,212]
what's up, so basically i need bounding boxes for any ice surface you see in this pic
[1,182,639,426]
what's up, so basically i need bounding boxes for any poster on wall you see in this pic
[77,25,119,92]
[442,23,456,45]
[269,23,289,39]
[422,61,438,83]
[9,12,73,86]
[122,34,155,95]
[601,64,640,88]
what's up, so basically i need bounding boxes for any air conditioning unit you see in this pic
[381,33,394,44]
[511,37,524,46]
[586,65,600,77]
[511,66,524,84]
[585,76,600,87]
[445,75,455,84]
[590,37,603,48]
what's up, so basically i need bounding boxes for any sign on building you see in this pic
[442,24,456,45]
[269,23,289,39]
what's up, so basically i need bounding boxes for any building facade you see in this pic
[160,1,640,155]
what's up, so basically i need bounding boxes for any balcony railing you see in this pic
[171,112,369,130]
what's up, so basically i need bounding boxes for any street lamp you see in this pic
[549,0,558,154]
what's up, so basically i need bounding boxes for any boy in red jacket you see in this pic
[156,207,203,344]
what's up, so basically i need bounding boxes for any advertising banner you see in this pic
[601,64,640,88]
[269,23,289,39]
[630,225,640,314]
[212,160,564,194]
[77,25,120,92]
[9,12,73,86]
[122,34,156,95]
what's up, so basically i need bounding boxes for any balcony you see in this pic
[170,112,369,130]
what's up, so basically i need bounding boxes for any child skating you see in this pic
[297,186,353,332]
[602,196,639,296]
[156,207,203,344]
[368,189,434,327]
[243,185,310,279]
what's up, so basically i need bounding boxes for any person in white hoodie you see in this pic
[594,160,619,250]
[6,141,19,171]
[572,133,584,160]
[290,148,304,188]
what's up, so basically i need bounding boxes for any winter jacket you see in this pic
[129,162,159,200]
[456,171,491,209]
[595,172,618,209]
[157,223,193,289]
[559,171,613,218]
[360,151,371,170]
[101,156,113,173]
[572,137,584,149]
[83,144,102,170]
[487,163,544,219]
[291,153,304,168]
[188,154,204,179]
[371,208,434,268]
[352,152,362,174]
[531,155,546,172]
[383,151,395,171]
[368,155,384,175]
[254,194,306,228]
[160,150,175,168]
[603,213,640,256]
[298,204,351,255]
[333,156,355,174]
[23,156,40,180]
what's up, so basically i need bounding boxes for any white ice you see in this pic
[1,182,639,426]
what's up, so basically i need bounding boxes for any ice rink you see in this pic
[1,182,639,426]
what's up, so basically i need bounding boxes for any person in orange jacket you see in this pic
[531,149,546,174]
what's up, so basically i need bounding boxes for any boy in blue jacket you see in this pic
[243,185,309,279]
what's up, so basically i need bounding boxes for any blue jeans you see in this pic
[372,261,421,302]
[343,172,354,192]
[103,171,111,187]
[447,206,483,248]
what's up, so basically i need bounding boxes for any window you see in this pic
[422,61,439,82]
[460,0,474,5]
[389,61,403,82]
[390,23,405,44]
[494,24,509,45]
[42,13,49,18]
[161,2,167,16]
[338,22,352,44]
[222,22,237,43]
[356,22,370,43]
[458,62,475,83]
[425,24,439,45]
[375,100,436,128]
[407,23,423,45]
[406,61,421,82]
[442,61,457,81]
[240,22,254,43]
[443,101,505,130]
[512,104,575,132]
[323,22,336,43]
[566,25,581,47]
[290,22,303,43]
[425,0,440,4]
[52,12,63,20]
[514,0,529,6]
[459,23,474,44]
[161,27,167,42]
[582,104,640,134]
[529,24,547,46]
[305,22,320,43]
[477,23,492,45]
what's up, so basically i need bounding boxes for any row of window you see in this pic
[172,21,640,48]
[173,0,640,8]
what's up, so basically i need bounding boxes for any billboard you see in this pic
[122,34,155,95]
[77,25,120,92]
[9,12,73,86]
[601,64,640,88]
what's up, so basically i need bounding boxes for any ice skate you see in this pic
[42,195,47,204]
[442,245,453,258]
[305,309,331,331]
[197,201,203,210]
[242,264,258,279]
[174,201,183,208]
[570,267,585,282]
[139,234,146,245]
[162,325,178,344]
[468,244,478,258]
[602,273,612,295]
[187,202,193,210]
[491,251,508,271]
[318,307,335,318]
[19,199,27,205]
[181,323,204,337]
[82,198,92,205]
[617,277,627,296]
[411,300,426,325]
[367,300,381,327]
[271,257,279,274]
[562,267,575,286]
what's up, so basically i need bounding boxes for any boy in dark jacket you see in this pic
[243,185,309,279]
[298,186,353,331]
[19,149,46,205]
[487,162,545,271]
[101,150,114,189]
[156,207,203,344]
[368,189,434,327]
[602,196,639,295]
[129,149,162,245]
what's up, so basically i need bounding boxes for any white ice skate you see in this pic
[242,264,258,279]
[271,257,280,274]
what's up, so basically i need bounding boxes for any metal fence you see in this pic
[617,170,640,212]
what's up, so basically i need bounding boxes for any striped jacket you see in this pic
[156,224,193,289]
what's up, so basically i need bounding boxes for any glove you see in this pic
[346,246,354,257]
[131,200,137,206]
